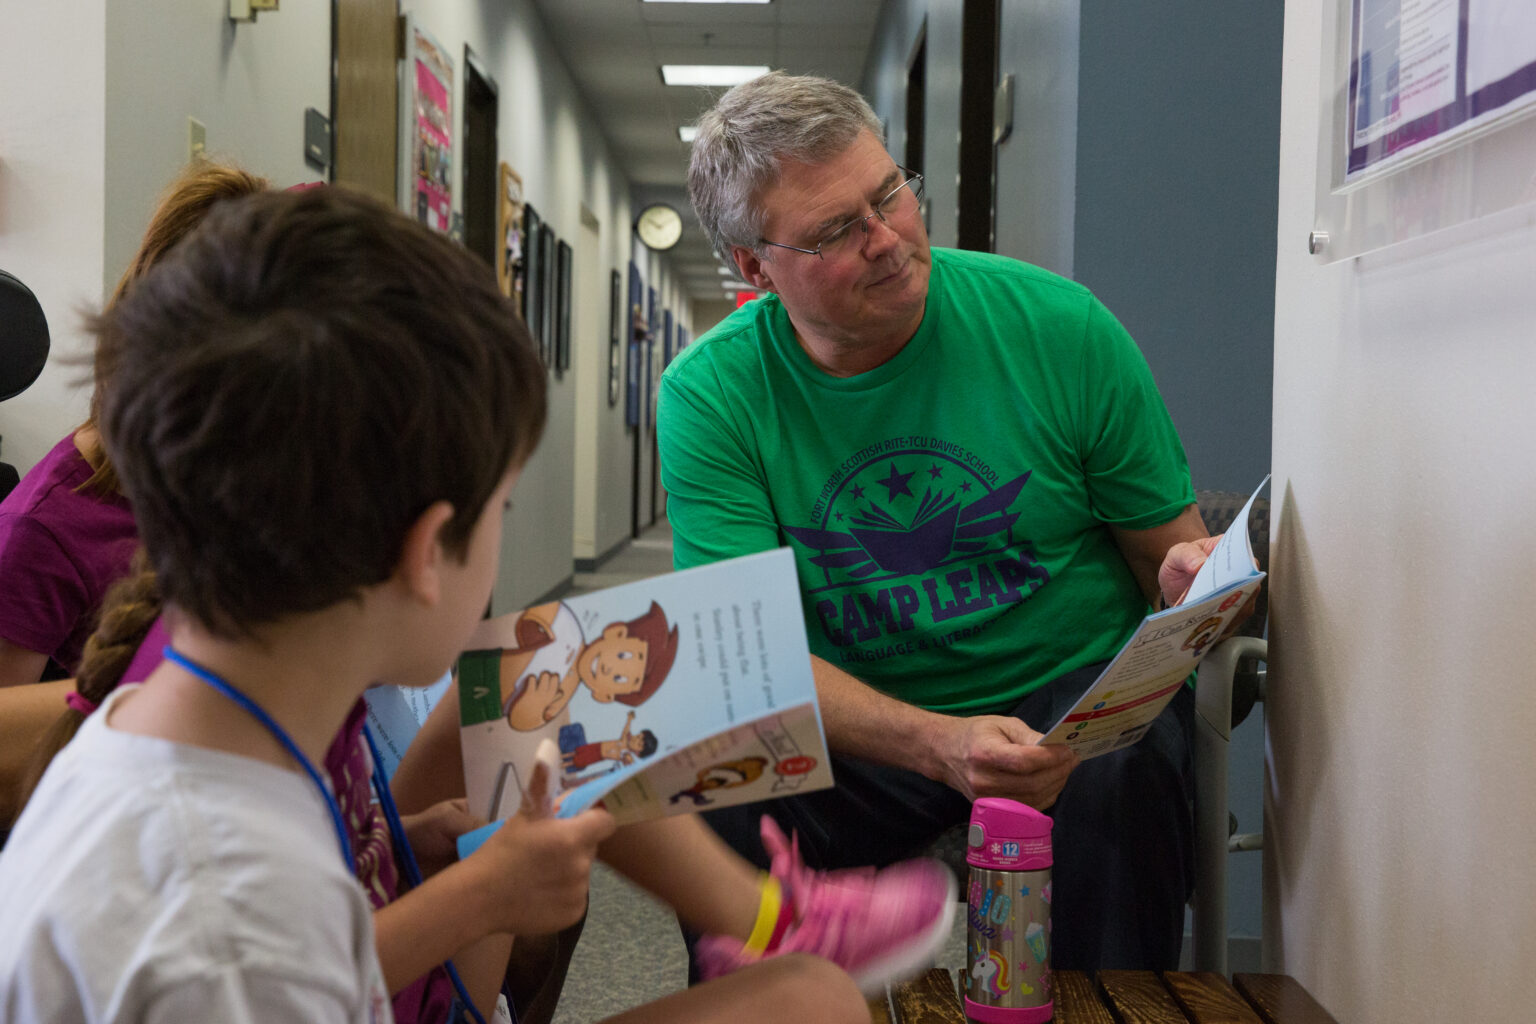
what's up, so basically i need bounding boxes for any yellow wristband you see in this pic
[743,874,784,954]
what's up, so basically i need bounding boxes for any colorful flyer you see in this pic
[456,548,833,835]
[1035,477,1269,759]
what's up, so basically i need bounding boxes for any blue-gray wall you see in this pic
[1072,0,1280,495]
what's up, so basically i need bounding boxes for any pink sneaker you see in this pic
[696,816,957,996]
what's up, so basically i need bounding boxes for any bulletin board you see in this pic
[1312,0,1536,262]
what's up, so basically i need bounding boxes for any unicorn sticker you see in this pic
[970,950,1010,998]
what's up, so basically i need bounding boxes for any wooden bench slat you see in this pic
[1097,970,1191,1023]
[1232,974,1341,1024]
[1162,972,1265,1024]
[1053,969,1118,1024]
[890,968,966,1024]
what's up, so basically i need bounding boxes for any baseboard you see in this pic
[574,536,631,574]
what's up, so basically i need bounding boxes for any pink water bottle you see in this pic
[963,798,1053,1023]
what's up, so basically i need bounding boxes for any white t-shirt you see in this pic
[0,688,393,1023]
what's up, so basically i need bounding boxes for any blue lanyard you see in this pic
[165,647,498,1024]
[162,646,355,875]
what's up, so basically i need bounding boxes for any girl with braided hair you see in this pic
[0,163,268,688]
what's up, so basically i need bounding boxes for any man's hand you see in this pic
[1157,531,1260,636]
[1156,534,1219,607]
[930,715,1080,809]
[461,762,616,937]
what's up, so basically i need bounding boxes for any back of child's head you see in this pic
[92,186,545,638]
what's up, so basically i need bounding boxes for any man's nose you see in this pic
[858,211,902,258]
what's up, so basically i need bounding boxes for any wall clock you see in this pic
[634,203,683,251]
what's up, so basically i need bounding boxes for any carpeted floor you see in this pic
[548,517,967,1023]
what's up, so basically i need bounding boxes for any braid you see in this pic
[76,549,162,705]
[15,549,162,811]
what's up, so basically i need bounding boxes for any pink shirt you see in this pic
[0,435,136,673]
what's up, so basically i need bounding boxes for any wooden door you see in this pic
[334,0,398,203]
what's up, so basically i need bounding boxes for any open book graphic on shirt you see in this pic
[453,549,833,854]
[1034,476,1269,759]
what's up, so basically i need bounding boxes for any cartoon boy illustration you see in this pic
[559,710,659,772]
[498,600,679,731]
[668,757,768,807]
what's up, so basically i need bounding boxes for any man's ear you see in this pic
[731,245,776,293]
[395,500,456,605]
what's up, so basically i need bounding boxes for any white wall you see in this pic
[571,209,605,561]
[103,2,330,294]
[1268,3,1536,1021]
[0,0,105,472]
[0,1,329,475]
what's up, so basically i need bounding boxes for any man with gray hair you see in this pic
[659,71,1219,972]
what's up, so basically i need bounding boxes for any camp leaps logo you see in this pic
[784,437,1049,654]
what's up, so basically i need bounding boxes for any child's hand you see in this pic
[401,798,485,879]
[465,762,616,936]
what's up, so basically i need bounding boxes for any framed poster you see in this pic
[497,164,525,312]
[625,262,643,429]
[523,205,543,341]
[539,225,557,366]
[1312,0,1536,262]
[608,269,623,407]
[555,239,573,375]
[1345,0,1536,180]
[643,287,659,433]
[399,18,454,234]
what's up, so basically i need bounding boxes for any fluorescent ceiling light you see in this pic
[646,1,770,4]
[678,125,699,143]
[716,266,733,275]
[661,65,769,87]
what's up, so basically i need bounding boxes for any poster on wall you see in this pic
[556,240,573,374]
[1347,0,1536,178]
[524,205,543,339]
[539,225,557,366]
[400,19,455,233]
[498,164,525,313]
[625,262,643,430]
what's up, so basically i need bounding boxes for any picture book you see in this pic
[1035,476,1269,759]
[454,547,833,835]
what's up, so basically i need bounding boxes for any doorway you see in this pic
[958,0,999,252]
[462,47,498,268]
[905,27,927,175]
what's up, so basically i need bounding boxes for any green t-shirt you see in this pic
[657,247,1193,715]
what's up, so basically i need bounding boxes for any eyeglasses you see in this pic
[759,169,925,262]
